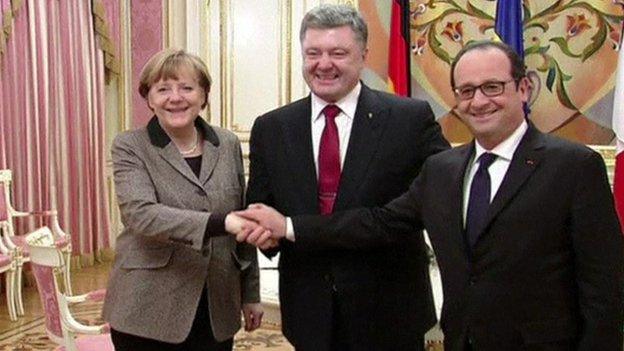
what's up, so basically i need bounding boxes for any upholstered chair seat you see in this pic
[26,226,113,351]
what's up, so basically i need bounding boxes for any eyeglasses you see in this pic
[453,79,517,100]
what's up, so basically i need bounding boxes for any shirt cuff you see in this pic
[286,217,295,242]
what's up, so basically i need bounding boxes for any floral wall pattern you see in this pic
[361,0,624,145]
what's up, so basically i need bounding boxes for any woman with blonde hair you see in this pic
[103,48,263,351]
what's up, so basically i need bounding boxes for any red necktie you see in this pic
[318,104,341,215]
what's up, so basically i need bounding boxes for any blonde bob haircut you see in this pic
[138,48,212,109]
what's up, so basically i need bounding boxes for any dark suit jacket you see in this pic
[246,84,449,350]
[293,124,624,351]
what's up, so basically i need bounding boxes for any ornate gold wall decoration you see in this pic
[361,1,624,146]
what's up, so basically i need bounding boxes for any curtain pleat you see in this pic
[0,0,112,265]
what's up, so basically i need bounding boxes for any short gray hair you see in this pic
[299,4,368,49]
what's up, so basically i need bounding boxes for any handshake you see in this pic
[224,204,288,250]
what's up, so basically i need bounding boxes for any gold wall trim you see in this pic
[119,0,128,131]
[280,0,292,106]
[163,0,169,47]
[594,145,616,167]
[593,145,616,186]
[219,0,231,130]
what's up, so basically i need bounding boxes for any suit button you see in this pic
[332,284,338,292]
[196,189,205,196]
[469,276,476,285]
[323,274,331,282]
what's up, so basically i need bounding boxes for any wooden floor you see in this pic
[0,261,112,335]
[0,262,446,350]
[0,262,295,351]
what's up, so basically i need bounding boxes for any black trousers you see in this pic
[327,289,425,351]
[111,289,233,351]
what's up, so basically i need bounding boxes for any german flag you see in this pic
[388,0,411,97]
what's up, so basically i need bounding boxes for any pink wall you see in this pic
[103,0,120,57]
[131,0,163,129]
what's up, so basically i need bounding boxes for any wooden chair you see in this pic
[0,222,17,321]
[0,169,72,317]
[26,226,113,351]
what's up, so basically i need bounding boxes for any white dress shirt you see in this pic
[286,83,363,240]
[310,82,361,174]
[462,120,528,225]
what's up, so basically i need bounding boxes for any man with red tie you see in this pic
[240,41,624,351]
[244,4,449,350]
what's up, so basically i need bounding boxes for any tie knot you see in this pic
[322,104,341,120]
[477,152,497,170]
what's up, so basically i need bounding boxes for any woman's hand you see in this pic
[242,303,264,331]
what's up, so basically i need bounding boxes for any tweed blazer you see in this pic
[103,117,259,343]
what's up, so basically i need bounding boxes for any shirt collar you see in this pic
[147,115,220,148]
[473,119,528,163]
[311,82,361,122]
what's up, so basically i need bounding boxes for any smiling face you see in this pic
[301,25,367,102]
[453,47,529,149]
[147,67,206,134]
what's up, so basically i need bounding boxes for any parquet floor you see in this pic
[0,262,293,350]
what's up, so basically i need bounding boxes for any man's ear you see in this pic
[518,77,531,103]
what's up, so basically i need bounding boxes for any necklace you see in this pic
[178,134,200,155]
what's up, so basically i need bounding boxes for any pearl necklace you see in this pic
[178,134,200,156]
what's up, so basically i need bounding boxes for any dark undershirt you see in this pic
[184,155,202,178]
[185,155,228,237]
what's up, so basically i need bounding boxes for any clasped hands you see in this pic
[224,204,287,249]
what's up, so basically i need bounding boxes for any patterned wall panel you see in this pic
[360,0,624,146]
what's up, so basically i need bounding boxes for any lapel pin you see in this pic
[367,112,373,119]
[526,159,535,166]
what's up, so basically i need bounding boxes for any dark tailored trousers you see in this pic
[461,336,574,350]
[111,288,233,351]
[326,289,425,351]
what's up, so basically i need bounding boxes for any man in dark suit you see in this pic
[241,4,449,351]
[237,41,624,350]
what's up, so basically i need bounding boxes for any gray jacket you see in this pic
[103,117,259,343]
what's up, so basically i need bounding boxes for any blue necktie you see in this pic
[465,153,497,248]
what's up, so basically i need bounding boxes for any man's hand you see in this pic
[242,303,263,331]
[236,204,287,248]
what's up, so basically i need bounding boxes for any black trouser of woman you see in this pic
[111,288,233,351]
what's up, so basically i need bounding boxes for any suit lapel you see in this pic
[334,86,387,210]
[199,141,220,186]
[481,125,544,239]
[148,116,220,189]
[452,144,475,257]
[157,144,204,188]
[281,98,319,212]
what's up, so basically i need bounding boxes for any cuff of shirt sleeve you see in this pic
[286,217,295,242]
[206,213,227,238]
